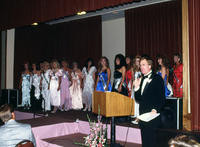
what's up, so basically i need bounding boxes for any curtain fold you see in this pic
[0,33,1,89]
[125,0,182,66]
[14,16,102,88]
[188,0,200,131]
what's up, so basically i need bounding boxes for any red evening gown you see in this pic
[173,64,183,98]
[126,70,133,97]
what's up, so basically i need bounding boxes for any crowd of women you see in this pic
[20,53,183,115]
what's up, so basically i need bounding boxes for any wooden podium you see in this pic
[92,91,135,146]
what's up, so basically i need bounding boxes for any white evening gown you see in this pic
[41,69,51,111]
[32,73,41,100]
[82,66,96,107]
[49,70,61,107]
[70,71,83,110]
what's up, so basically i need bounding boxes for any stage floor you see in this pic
[16,109,142,147]
[15,109,200,147]
[17,109,139,128]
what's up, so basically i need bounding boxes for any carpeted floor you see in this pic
[18,109,139,128]
[43,133,142,147]
[16,109,200,147]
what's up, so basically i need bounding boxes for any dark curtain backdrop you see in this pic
[188,0,200,131]
[14,16,102,88]
[0,33,1,89]
[0,0,138,30]
[125,0,182,66]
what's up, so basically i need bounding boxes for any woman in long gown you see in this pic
[95,57,112,92]
[70,62,83,110]
[112,54,128,96]
[157,56,172,97]
[20,62,32,109]
[82,58,96,111]
[173,53,183,98]
[41,61,51,111]
[49,60,62,113]
[125,56,133,97]
[31,63,42,110]
[60,60,72,111]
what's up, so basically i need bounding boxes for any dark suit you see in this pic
[135,72,165,147]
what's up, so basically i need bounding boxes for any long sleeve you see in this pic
[151,76,165,112]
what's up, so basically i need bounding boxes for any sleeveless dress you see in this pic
[70,71,83,110]
[126,70,133,97]
[96,71,112,92]
[82,66,97,107]
[21,73,31,107]
[60,69,72,111]
[41,70,51,111]
[31,74,41,100]
[173,64,183,98]
[112,70,128,96]
[158,71,171,97]
[49,70,62,107]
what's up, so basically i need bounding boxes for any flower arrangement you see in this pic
[75,108,108,147]
[84,114,107,147]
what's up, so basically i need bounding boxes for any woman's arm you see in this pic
[161,66,167,80]
[19,73,23,89]
[166,68,169,84]
[57,76,62,91]
[106,68,111,90]
[131,69,135,92]
[95,73,99,90]
[93,71,96,82]
[118,66,126,92]
[48,75,51,90]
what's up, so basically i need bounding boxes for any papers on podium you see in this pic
[137,112,160,122]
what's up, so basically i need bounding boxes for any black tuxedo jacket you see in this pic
[135,72,165,128]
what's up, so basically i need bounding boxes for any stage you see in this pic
[15,109,200,147]
[16,109,142,147]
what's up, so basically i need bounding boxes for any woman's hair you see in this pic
[125,55,133,71]
[31,62,40,71]
[61,59,69,68]
[174,53,182,64]
[98,56,110,72]
[43,61,50,69]
[72,61,79,69]
[23,61,31,71]
[132,55,141,72]
[85,58,94,69]
[114,54,126,70]
[157,55,170,71]
[168,135,200,147]
[51,59,60,69]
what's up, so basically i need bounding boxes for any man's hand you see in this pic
[151,109,157,114]
[133,78,141,90]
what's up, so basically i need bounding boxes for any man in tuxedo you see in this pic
[0,104,36,147]
[134,56,165,147]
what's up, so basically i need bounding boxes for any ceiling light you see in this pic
[32,22,38,26]
[77,11,87,15]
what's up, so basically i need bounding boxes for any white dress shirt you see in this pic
[141,70,152,94]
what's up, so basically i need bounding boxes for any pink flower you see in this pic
[98,143,103,147]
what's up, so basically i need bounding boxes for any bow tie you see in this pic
[143,72,152,79]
